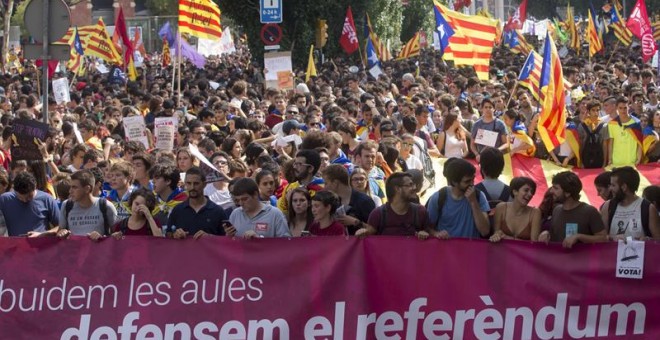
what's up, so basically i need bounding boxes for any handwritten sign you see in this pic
[264,52,293,90]
[475,129,499,147]
[52,78,70,104]
[11,119,49,160]
[154,117,177,151]
[122,115,149,149]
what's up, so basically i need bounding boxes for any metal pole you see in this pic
[41,0,49,124]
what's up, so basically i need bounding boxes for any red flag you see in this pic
[340,6,359,54]
[114,7,134,67]
[453,0,471,11]
[627,0,657,62]
[35,59,59,78]
[505,0,527,30]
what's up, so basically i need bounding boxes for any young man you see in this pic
[58,170,118,241]
[577,100,607,168]
[427,158,490,238]
[354,140,386,202]
[131,152,154,190]
[606,96,642,166]
[601,166,660,240]
[539,171,607,248]
[227,177,290,238]
[204,152,234,210]
[277,149,324,215]
[150,164,187,227]
[106,161,136,220]
[0,172,60,237]
[322,164,376,235]
[168,167,227,239]
[470,98,509,162]
[356,172,431,238]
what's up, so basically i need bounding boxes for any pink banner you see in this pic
[0,237,658,339]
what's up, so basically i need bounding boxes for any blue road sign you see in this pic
[260,0,283,24]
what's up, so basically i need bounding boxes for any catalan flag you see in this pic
[643,126,658,162]
[162,38,171,67]
[66,27,85,76]
[511,119,536,157]
[178,0,223,41]
[56,25,98,44]
[397,32,421,60]
[365,14,392,61]
[434,1,498,81]
[566,5,580,54]
[587,3,603,56]
[653,21,660,41]
[518,51,543,100]
[503,29,532,55]
[565,121,582,167]
[86,18,123,66]
[608,0,633,46]
[538,32,567,153]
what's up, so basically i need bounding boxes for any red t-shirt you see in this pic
[308,220,346,236]
[112,218,161,236]
[367,204,430,236]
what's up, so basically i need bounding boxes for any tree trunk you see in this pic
[2,0,15,71]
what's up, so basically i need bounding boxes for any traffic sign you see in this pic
[261,24,282,46]
[260,0,282,24]
[24,0,70,42]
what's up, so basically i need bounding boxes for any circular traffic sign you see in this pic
[24,0,71,42]
[261,24,282,46]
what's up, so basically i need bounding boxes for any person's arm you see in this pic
[528,115,539,139]
[489,203,510,242]
[142,206,162,237]
[469,130,480,160]
[435,132,446,157]
[599,200,610,228]
[354,222,377,237]
[467,187,490,237]
[561,148,575,167]
[648,204,660,240]
[497,133,510,153]
[357,208,380,237]
[530,208,542,241]
[606,137,613,166]
[274,212,292,237]
[563,230,608,248]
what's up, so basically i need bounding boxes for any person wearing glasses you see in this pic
[277,149,325,216]
[204,152,234,211]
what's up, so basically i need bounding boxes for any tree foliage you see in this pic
[218,0,403,69]
[146,0,177,16]
[400,0,435,43]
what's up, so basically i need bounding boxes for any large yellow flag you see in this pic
[306,44,317,82]
[85,18,123,65]
[179,0,223,40]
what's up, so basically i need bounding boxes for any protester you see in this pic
[322,164,376,235]
[228,177,291,238]
[0,172,60,237]
[489,177,542,242]
[286,188,313,236]
[277,149,324,215]
[111,188,163,238]
[309,190,346,236]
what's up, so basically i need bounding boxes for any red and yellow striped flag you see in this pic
[434,1,498,81]
[652,21,660,41]
[56,25,97,44]
[178,0,223,41]
[162,38,171,67]
[86,18,123,66]
[538,33,567,153]
[366,14,393,61]
[566,5,580,54]
[397,32,421,60]
[587,8,603,56]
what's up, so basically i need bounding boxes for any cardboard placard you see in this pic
[122,115,149,149]
[154,117,177,151]
[188,144,230,183]
[264,51,293,90]
[11,119,49,160]
[52,77,70,104]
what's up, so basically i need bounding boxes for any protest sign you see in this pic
[10,119,49,160]
[122,115,149,149]
[264,51,293,90]
[0,238,658,339]
[189,144,230,183]
[52,77,71,104]
[154,117,177,151]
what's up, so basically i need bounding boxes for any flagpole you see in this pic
[357,42,366,69]
[604,40,620,70]
[506,80,519,109]
[177,31,182,98]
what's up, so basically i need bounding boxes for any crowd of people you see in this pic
[0,39,658,247]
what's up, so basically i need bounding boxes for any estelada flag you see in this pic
[340,6,359,54]
[397,32,421,60]
[179,0,223,41]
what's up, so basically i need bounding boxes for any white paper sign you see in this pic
[96,63,109,74]
[52,78,70,104]
[154,117,177,151]
[72,122,84,144]
[122,115,149,149]
[197,27,236,57]
[209,81,220,90]
[188,144,230,183]
[264,52,292,81]
[474,129,499,147]
[369,64,383,79]
[616,238,644,279]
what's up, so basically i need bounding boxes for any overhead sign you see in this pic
[260,0,282,23]
[260,24,282,46]
[24,0,70,42]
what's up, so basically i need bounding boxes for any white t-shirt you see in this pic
[404,154,423,170]
[609,197,645,239]
[444,133,465,158]
[204,184,233,210]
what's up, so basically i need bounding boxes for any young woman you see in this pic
[221,137,243,161]
[502,110,535,157]
[489,177,542,242]
[256,169,277,206]
[350,167,382,207]
[309,190,347,236]
[111,188,162,238]
[400,134,423,170]
[176,148,197,173]
[287,188,313,237]
[436,112,468,159]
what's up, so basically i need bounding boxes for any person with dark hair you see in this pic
[489,177,541,242]
[606,96,642,166]
[167,167,227,239]
[322,164,376,235]
[601,166,659,239]
[594,171,612,202]
[287,188,313,236]
[277,149,325,215]
[256,169,277,206]
[0,172,60,236]
[357,172,431,238]
[131,152,154,190]
[203,152,233,210]
[58,170,118,241]
[470,99,509,161]
[539,171,606,247]
[309,190,346,236]
[150,164,187,227]
[427,158,490,238]
[110,188,162,237]
[643,186,660,214]
[227,177,290,238]
[475,147,510,210]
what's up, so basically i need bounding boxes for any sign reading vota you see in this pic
[260,0,283,24]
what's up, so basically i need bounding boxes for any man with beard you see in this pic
[427,158,490,239]
[539,171,606,248]
[601,166,659,240]
[517,91,538,133]
[356,172,431,238]
[277,149,324,215]
[168,167,227,239]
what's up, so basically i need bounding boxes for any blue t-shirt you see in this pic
[0,191,60,236]
[428,187,489,238]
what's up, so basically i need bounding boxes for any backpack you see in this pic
[426,186,484,222]
[475,182,510,232]
[411,134,436,190]
[580,122,604,169]
[65,198,110,235]
[378,203,420,233]
[607,198,651,237]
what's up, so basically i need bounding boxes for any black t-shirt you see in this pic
[345,190,376,235]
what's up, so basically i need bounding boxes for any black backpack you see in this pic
[475,182,510,232]
[426,186,485,232]
[412,132,436,189]
[607,198,651,237]
[580,122,604,169]
[64,198,111,235]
